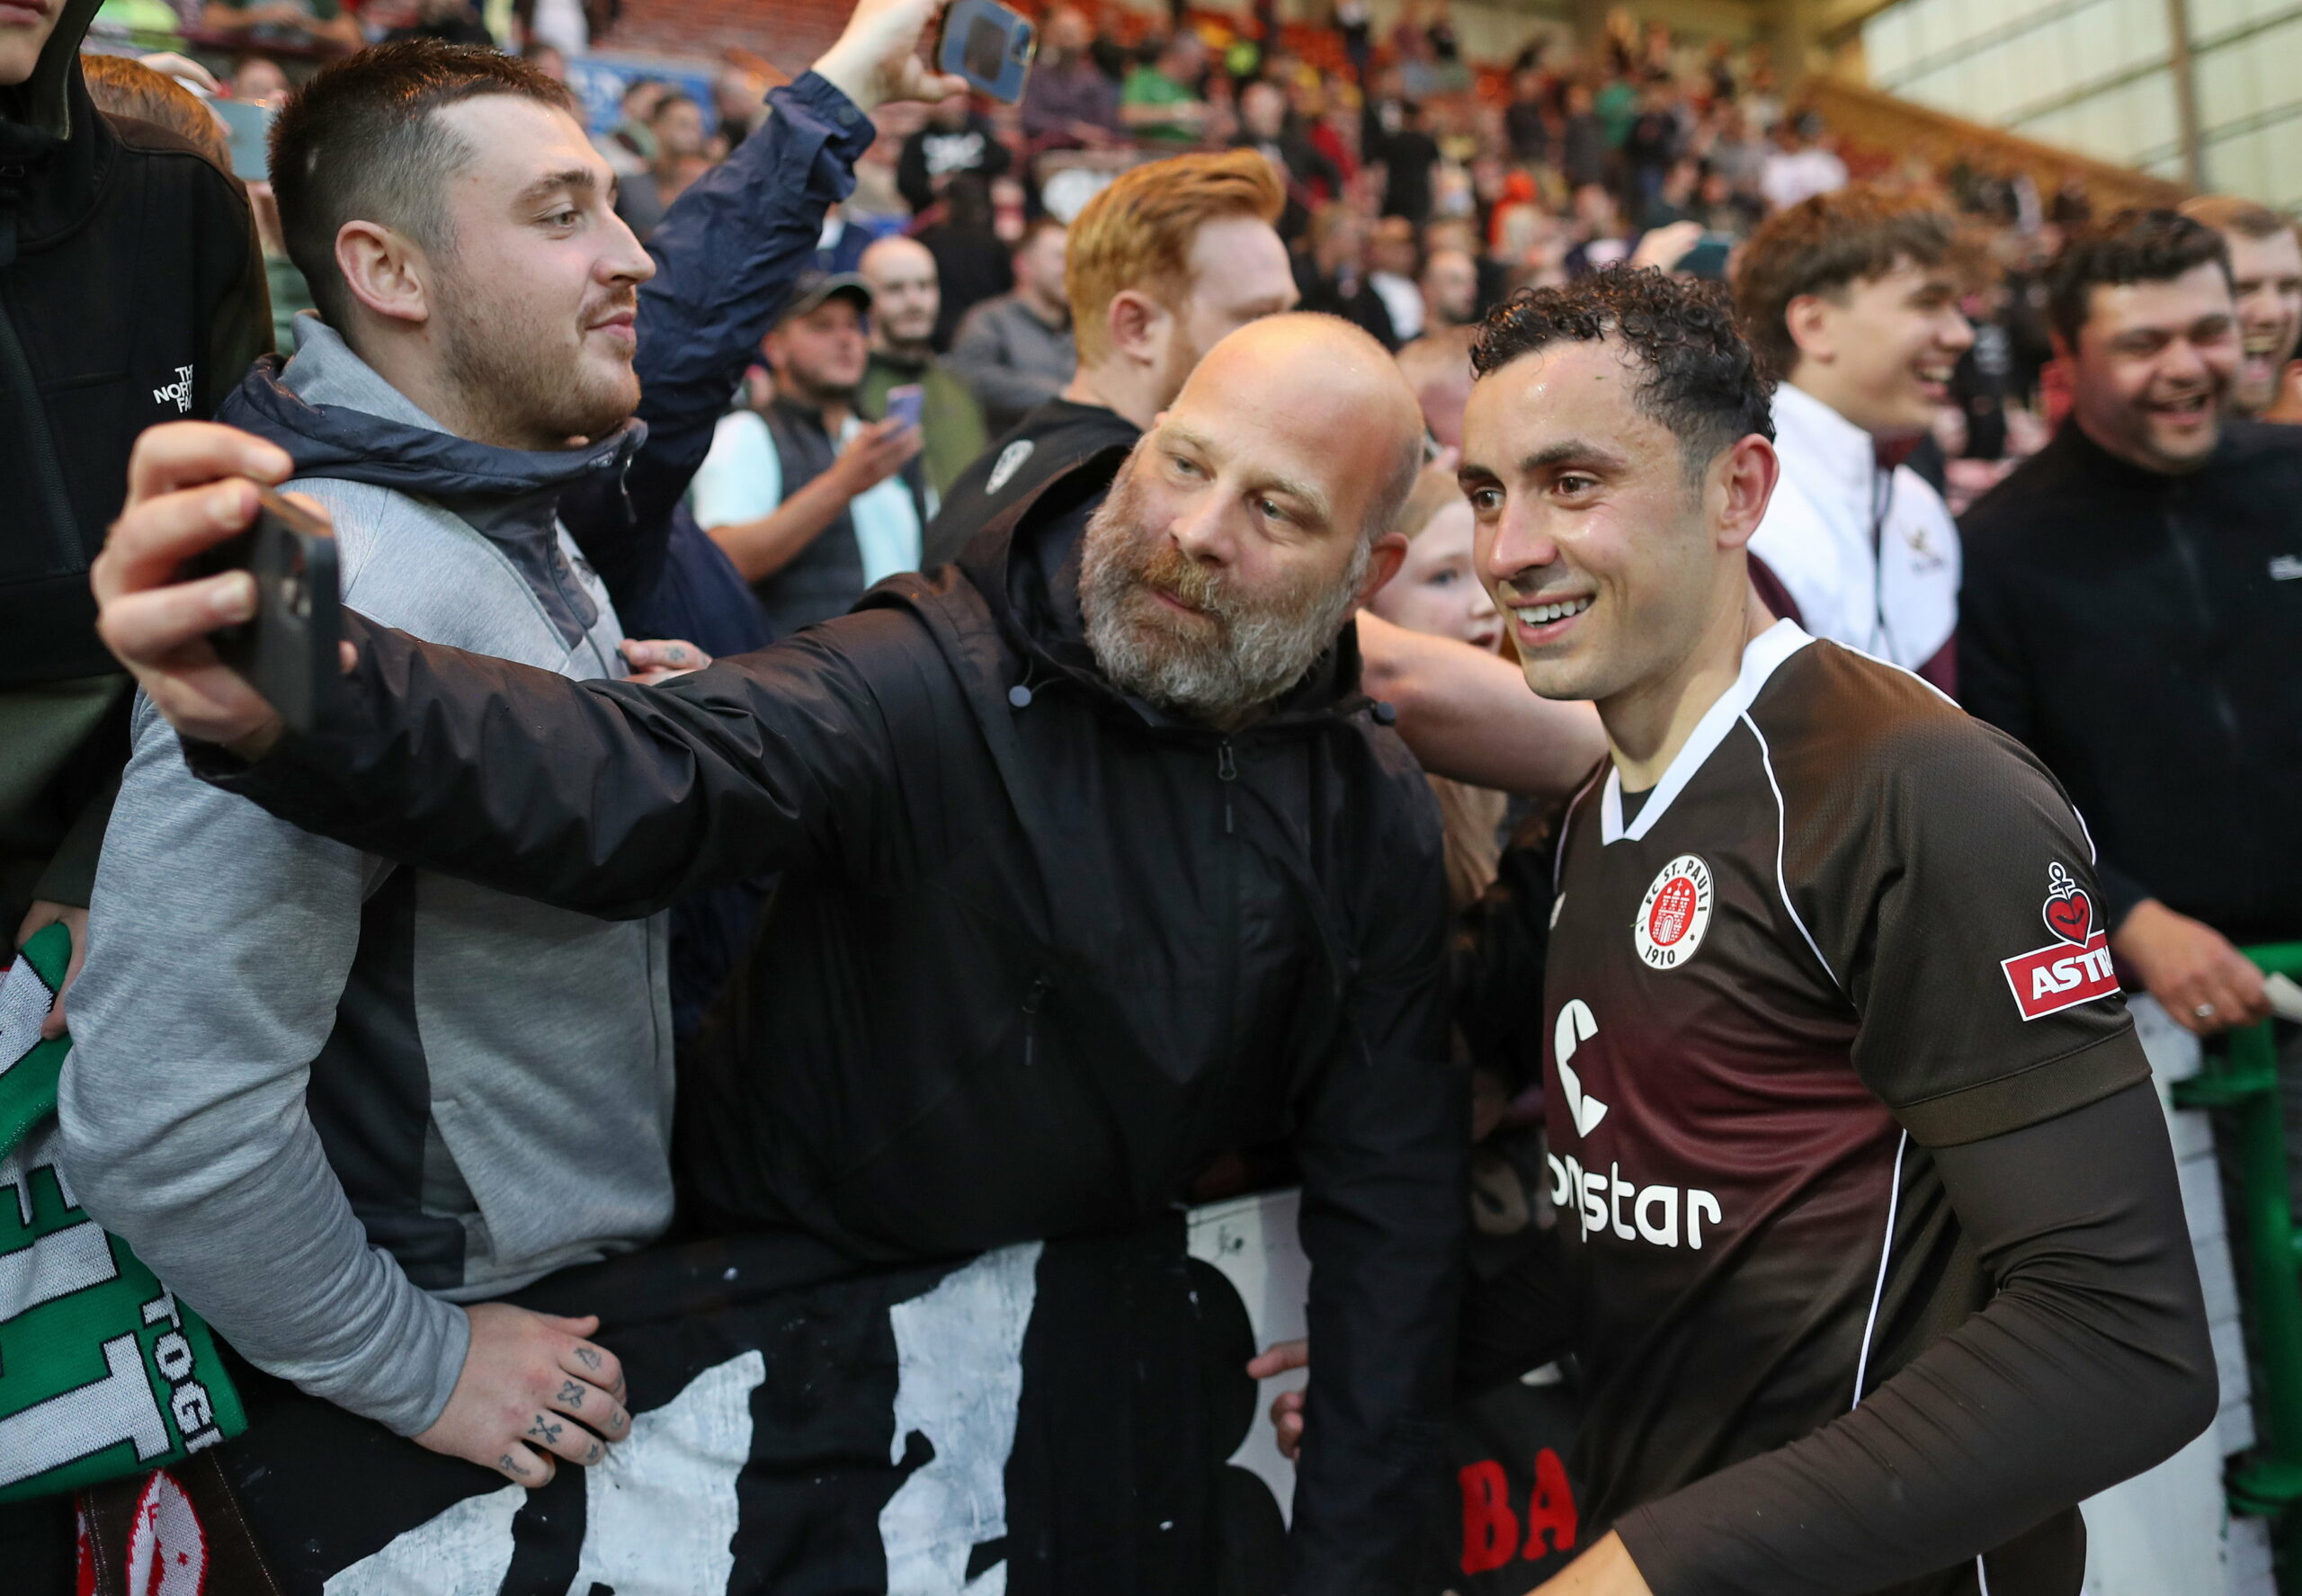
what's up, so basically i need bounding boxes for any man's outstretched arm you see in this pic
[94,425,906,922]
[1355,611,1604,798]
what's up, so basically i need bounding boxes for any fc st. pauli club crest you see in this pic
[2000,862,2119,1021]
[1635,855,1714,970]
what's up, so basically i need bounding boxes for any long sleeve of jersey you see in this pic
[1615,1080,2217,1596]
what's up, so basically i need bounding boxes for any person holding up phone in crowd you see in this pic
[856,234,989,500]
[690,269,929,635]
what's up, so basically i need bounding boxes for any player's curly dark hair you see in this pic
[1471,266,1775,482]
[2047,209,2231,347]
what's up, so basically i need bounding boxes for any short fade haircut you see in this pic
[1473,267,1774,482]
[1065,148,1283,365]
[2179,194,2294,243]
[1731,185,1957,380]
[2047,208,2231,346]
[271,41,577,334]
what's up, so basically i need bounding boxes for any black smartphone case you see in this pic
[193,493,343,736]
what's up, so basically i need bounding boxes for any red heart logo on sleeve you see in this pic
[2044,890,2092,947]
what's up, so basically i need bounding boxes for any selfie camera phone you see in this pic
[936,0,1036,104]
[190,486,342,736]
[884,383,925,432]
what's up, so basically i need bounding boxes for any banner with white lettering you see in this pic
[213,1218,1304,1595]
[0,927,247,1504]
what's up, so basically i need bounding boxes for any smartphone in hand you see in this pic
[936,0,1036,103]
[189,486,342,736]
[884,383,926,433]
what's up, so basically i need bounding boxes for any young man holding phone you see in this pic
[62,0,969,1502]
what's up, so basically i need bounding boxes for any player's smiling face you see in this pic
[1460,339,1745,707]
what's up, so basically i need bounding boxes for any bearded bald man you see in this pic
[94,313,1459,1592]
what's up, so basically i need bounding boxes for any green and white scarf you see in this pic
[0,923,245,1501]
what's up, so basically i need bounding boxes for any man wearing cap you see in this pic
[691,268,929,636]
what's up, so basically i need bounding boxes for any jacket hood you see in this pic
[0,0,102,142]
[215,315,645,503]
[934,447,1373,736]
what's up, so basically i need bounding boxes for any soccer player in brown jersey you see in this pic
[1445,269,2215,1594]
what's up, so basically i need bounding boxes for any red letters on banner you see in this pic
[1459,1449,1579,1576]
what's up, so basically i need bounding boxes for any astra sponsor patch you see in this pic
[2002,863,2119,1021]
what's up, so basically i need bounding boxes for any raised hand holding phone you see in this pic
[93,422,339,761]
[935,0,1036,103]
[811,0,973,112]
[189,484,343,736]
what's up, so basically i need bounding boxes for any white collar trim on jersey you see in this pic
[1602,618,1813,844]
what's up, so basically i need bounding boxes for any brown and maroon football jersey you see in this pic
[1542,620,2149,1540]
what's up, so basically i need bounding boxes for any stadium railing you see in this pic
[2170,942,2302,1555]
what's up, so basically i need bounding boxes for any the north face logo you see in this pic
[152,365,194,415]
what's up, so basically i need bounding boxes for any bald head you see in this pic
[858,235,941,353]
[1167,313,1428,546]
[1084,316,1428,726]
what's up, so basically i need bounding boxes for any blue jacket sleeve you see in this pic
[562,73,877,619]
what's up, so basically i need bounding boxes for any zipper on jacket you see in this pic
[0,194,81,572]
[1020,973,1051,1068]
[1217,739,1237,834]
[2164,501,2244,757]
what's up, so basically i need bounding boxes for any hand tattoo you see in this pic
[528,1415,564,1445]
[585,1440,602,1465]
[500,1454,528,1477]
[558,1379,585,1408]
[573,1345,602,1372]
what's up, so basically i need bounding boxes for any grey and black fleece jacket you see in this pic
[58,317,674,1437]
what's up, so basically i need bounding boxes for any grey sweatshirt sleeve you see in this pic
[58,695,469,1436]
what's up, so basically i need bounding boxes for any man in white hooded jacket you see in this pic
[1735,186,1971,690]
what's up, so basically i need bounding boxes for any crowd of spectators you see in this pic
[80,0,2242,544]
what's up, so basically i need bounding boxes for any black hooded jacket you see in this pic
[0,4,270,685]
[193,451,1466,1592]
[0,4,269,931]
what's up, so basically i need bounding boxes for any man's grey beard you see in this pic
[1077,466,1368,725]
